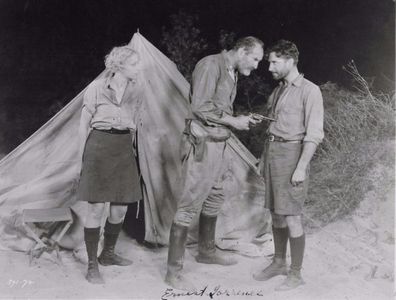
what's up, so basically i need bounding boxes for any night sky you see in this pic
[0,0,394,152]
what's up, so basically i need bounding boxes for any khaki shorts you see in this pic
[263,141,309,215]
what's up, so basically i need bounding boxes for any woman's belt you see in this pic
[93,128,130,134]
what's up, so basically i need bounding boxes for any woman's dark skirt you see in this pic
[78,129,142,203]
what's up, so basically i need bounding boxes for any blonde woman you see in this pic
[77,46,142,284]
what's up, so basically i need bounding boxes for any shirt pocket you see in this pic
[282,99,304,115]
[279,101,305,130]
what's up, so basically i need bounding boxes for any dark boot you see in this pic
[253,226,288,281]
[195,214,237,266]
[84,227,104,284]
[165,223,195,291]
[98,220,132,266]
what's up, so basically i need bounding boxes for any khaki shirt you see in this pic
[267,74,324,145]
[83,76,142,130]
[190,51,238,126]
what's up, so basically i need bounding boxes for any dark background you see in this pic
[0,0,394,153]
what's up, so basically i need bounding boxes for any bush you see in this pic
[161,11,208,82]
[305,61,395,228]
[235,61,394,228]
[317,62,395,157]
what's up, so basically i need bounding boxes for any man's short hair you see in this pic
[233,36,264,54]
[265,39,299,64]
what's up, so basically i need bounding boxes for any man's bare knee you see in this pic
[285,215,303,237]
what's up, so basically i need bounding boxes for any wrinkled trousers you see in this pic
[173,139,230,227]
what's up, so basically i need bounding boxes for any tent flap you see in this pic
[0,33,269,252]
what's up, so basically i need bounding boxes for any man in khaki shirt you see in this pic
[165,37,264,291]
[254,40,324,291]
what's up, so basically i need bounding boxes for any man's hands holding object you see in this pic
[248,113,276,126]
[226,113,276,130]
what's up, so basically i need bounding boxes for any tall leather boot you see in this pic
[165,222,195,291]
[253,226,288,281]
[84,227,104,284]
[195,213,237,266]
[98,220,132,266]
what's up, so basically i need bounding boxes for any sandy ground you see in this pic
[1,185,394,300]
[1,152,394,300]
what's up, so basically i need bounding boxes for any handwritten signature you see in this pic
[7,279,34,288]
[161,285,265,300]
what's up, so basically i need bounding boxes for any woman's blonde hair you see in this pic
[104,46,139,72]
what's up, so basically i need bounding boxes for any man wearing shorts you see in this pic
[254,40,324,291]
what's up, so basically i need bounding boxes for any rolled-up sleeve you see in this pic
[190,59,224,124]
[303,86,324,145]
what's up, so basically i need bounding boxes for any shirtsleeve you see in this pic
[82,81,98,116]
[190,59,225,124]
[303,85,324,145]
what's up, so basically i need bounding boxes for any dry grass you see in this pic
[234,61,394,228]
[318,61,394,157]
[304,61,395,228]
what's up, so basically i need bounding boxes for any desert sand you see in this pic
[1,160,394,300]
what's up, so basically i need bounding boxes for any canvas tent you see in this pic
[0,33,269,253]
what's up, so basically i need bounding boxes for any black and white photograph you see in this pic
[0,0,394,299]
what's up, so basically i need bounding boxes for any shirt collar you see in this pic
[106,73,136,91]
[280,73,304,88]
[105,73,116,91]
[222,50,237,81]
[222,51,234,72]
[292,73,304,87]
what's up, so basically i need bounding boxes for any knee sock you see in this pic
[289,234,305,271]
[84,227,100,261]
[272,226,289,261]
[104,219,123,235]
[102,220,123,247]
